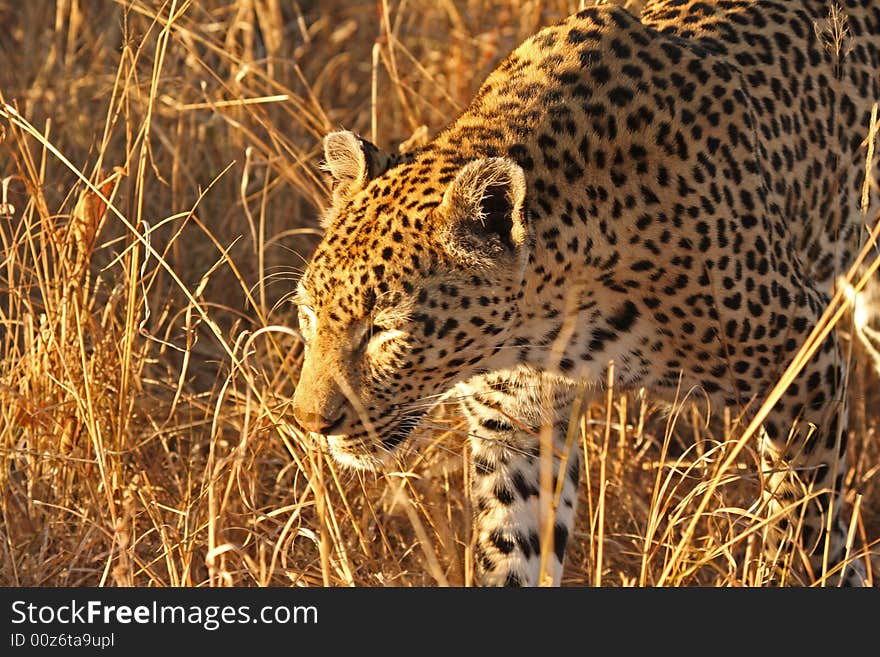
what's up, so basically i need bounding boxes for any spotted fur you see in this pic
[291,0,880,586]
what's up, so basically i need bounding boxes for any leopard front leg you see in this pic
[758,341,866,586]
[457,371,580,586]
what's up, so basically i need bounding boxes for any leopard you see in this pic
[289,0,880,586]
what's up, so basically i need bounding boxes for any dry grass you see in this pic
[0,0,877,588]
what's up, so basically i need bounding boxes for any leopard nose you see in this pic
[293,407,346,434]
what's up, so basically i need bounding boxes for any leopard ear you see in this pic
[437,158,529,265]
[322,131,398,201]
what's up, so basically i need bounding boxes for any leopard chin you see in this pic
[325,436,386,472]
[324,411,425,472]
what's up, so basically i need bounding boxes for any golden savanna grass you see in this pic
[0,0,878,587]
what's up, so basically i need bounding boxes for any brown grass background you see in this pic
[0,0,877,587]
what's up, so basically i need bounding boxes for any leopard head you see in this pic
[290,131,530,470]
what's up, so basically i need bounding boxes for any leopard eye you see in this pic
[298,306,316,344]
[356,323,384,352]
